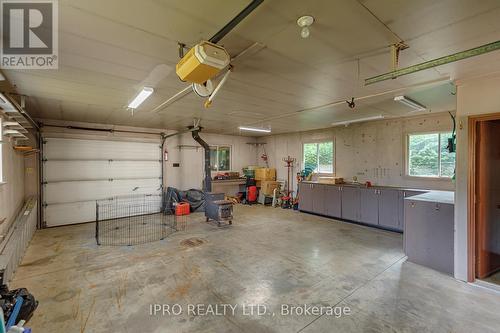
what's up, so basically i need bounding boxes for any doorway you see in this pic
[469,115,500,286]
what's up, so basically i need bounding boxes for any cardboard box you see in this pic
[255,168,276,181]
[317,177,343,184]
[259,181,279,196]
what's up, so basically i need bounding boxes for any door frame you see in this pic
[467,112,500,282]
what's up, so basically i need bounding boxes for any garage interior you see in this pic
[1,0,500,332]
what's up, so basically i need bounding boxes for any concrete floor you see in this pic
[483,270,500,286]
[10,205,500,333]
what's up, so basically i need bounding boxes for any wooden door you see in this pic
[476,120,500,278]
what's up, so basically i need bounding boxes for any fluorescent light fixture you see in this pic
[128,87,154,109]
[394,95,426,111]
[331,115,385,127]
[238,126,271,133]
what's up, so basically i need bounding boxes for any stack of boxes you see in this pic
[255,168,278,196]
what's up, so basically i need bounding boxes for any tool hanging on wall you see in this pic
[260,144,269,168]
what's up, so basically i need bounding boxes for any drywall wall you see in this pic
[0,136,26,236]
[454,74,500,281]
[257,112,456,192]
[164,133,257,190]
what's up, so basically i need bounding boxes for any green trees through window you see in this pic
[210,146,231,172]
[303,141,334,174]
[408,132,455,178]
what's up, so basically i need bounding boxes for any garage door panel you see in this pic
[44,179,161,204]
[44,138,161,160]
[42,137,162,227]
[44,160,161,181]
[45,201,97,226]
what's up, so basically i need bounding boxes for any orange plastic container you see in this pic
[175,202,190,216]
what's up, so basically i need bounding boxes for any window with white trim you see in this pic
[210,145,231,172]
[407,132,455,178]
[303,141,334,174]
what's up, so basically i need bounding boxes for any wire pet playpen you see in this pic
[95,194,184,246]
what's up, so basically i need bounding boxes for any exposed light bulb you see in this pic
[297,15,314,39]
[301,27,310,38]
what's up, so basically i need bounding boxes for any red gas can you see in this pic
[247,185,258,203]
[175,202,190,216]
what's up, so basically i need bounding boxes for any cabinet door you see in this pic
[405,200,454,275]
[341,187,360,221]
[378,189,400,230]
[299,183,313,212]
[398,191,405,231]
[360,188,379,225]
[312,184,326,215]
[325,185,342,218]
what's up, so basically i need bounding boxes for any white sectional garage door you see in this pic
[42,137,162,227]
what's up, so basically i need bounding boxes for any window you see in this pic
[303,141,334,174]
[210,146,231,172]
[407,132,456,178]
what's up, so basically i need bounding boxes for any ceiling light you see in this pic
[128,87,154,109]
[238,126,271,133]
[394,95,426,112]
[331,115,385,127]
[297,15,314,39]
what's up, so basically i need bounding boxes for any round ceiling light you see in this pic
[297,15,315,38]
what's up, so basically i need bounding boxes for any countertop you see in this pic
[300,181,455,204]
[212,179,247,184]
[404,190,455,205]
[300,181,430,193]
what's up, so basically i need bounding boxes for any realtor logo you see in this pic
[1,0,58,69]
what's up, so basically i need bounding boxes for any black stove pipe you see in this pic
[191,127,212,192]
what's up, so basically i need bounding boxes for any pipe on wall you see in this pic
[191,128,212,192]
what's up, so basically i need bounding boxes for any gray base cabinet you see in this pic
[298,183,313,212]
[299,182,409,233]
[378,189,400,230]
[404,199,454,275]
[360,188,379,225]
[341,187,360,222]
[325,185,342,217]
[312,184,326,215]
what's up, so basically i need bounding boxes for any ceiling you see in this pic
[1,0,500,135]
